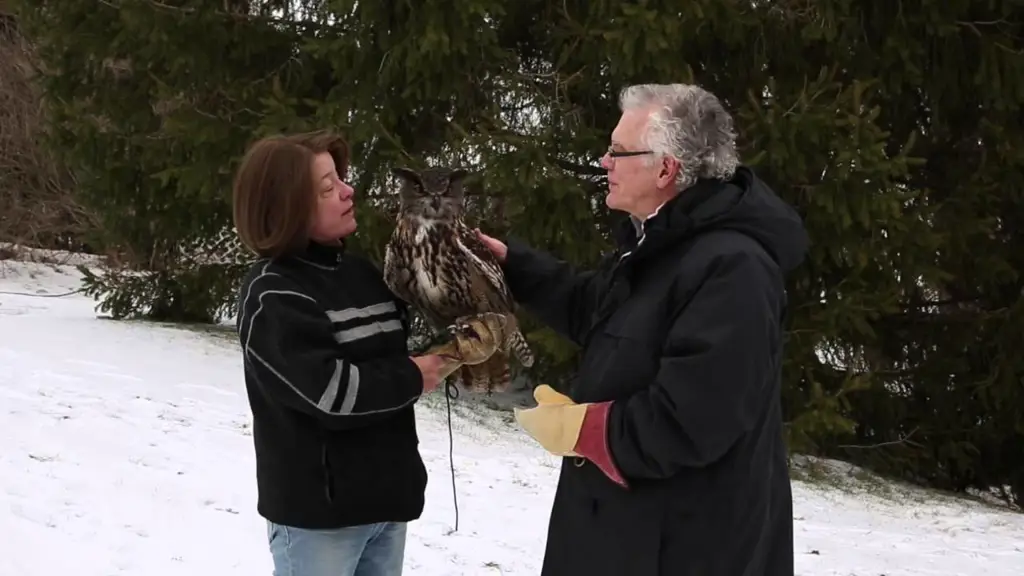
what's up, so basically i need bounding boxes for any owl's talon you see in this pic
[453,323,480,341]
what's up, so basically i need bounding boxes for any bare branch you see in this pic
[93,0,347,34]
[837,427,923,450]
[0,17,100,253]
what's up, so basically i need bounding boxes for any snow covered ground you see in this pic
[1,255,1022,575]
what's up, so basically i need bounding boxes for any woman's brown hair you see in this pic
[232,130,350,259]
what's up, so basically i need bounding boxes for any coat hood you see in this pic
[614,166,809,274]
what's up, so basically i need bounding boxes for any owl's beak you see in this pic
[431,197,442,210]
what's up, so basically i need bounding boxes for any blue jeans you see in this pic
[267,521,407,576]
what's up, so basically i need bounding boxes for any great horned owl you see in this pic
[382,165,534,394]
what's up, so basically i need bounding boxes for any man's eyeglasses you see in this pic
[606,148,653,158]
[604,147,653,167]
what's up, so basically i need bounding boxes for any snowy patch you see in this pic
[1,259,1022,575]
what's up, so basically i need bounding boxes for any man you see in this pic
[474,83,808,575]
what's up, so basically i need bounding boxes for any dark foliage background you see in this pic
[11,0,1024,506]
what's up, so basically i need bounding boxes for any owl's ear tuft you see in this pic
[391,166,420,183]
[449,169,469,183]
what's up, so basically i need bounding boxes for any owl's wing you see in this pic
[454,225,515,311]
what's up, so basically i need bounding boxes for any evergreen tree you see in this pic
[15,0,1024,505]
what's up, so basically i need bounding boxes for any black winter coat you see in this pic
[502,167,808,576]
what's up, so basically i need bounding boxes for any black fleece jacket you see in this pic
[235,241,427,529]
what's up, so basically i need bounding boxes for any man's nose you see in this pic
[599,153,613,170]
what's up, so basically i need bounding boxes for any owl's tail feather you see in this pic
[459,361,491,394]
[488,352,512,393]
[507,328,534,368]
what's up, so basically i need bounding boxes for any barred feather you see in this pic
[382,166,534,393]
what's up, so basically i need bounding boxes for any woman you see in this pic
[231,130,445,576]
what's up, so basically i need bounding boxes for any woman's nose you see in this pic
[339,182,355,199]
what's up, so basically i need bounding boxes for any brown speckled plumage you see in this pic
[383,166,534,394]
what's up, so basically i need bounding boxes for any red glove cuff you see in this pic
[574,401,628,489]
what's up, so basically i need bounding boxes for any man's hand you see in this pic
[473,228,508,264]
[513,385,588,456]
[411,355,445,394]
[514,385,629,488]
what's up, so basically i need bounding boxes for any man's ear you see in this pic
[657,156,680,188]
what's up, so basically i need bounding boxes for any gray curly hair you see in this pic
[618,83,740,191]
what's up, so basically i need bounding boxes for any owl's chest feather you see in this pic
[397,218,466,298]
[412,256,448,302]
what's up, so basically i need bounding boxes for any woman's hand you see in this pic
[410,355,445,394]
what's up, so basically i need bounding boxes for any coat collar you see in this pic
[293,239,346,270]
[611,176,727,263]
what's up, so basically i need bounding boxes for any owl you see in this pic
[382,165,534,394]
